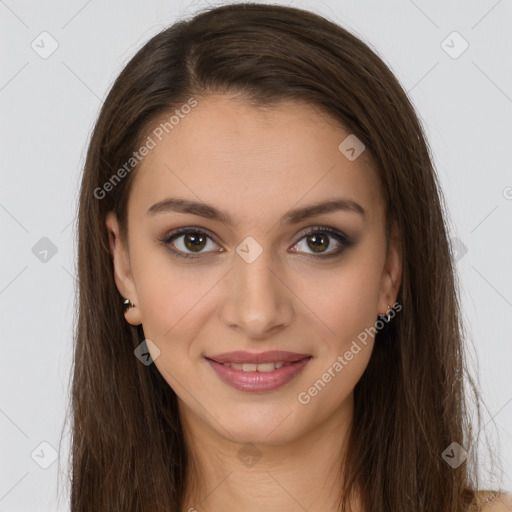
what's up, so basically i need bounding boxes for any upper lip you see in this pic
[205,350,312,365]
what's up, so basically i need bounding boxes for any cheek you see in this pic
[294,261,382,345]
[295,269,379,414]
[130,245,201,337]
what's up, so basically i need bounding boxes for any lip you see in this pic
[205,354,312,392]
[205,350,311,365]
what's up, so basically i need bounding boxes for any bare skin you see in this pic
[481,493,512,512]
[106,93,403,511]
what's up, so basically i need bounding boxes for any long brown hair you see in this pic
[65,2,501,510]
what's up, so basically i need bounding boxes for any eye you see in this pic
[291,227,353,258]
[160,226,353,260]
[161,227,222,259]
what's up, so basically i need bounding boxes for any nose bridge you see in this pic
[221,236,293,336]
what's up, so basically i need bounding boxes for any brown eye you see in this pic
[161,226,353,260]
[291,227,353,257]
[162,228,221,259]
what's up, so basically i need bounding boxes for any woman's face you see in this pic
[107,94,401,446]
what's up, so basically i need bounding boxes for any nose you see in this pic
[220,244,294,340]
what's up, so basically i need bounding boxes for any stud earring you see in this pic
[123,298,136,309]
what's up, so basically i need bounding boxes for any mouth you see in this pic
[203,351,312,392]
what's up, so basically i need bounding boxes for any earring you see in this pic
[378,304,392,322]
[123,298,135,309]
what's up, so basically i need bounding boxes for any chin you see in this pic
[211,402,302,445]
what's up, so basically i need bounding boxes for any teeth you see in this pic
[222,361,288,372]
[251,363,275,373]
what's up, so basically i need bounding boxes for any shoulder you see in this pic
[479,491,512,512]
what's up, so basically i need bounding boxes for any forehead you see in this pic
[128,94,384,227]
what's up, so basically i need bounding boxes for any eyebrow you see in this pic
[147,197,366,225]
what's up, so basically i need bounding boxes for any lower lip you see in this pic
[205,357,312,392]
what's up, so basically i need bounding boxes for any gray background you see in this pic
[1,0,511,509]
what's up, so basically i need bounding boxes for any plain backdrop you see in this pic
[1,0,511,510]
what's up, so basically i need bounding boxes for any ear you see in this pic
[105,211,142,326]
[377,221,402,316]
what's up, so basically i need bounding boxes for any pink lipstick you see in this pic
[204,350,312,392]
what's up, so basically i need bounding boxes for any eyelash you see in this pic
[159,226,354,260]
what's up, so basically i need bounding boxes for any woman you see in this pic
[68,2,511,511]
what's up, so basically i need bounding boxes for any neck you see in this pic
[179,394,361,512]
